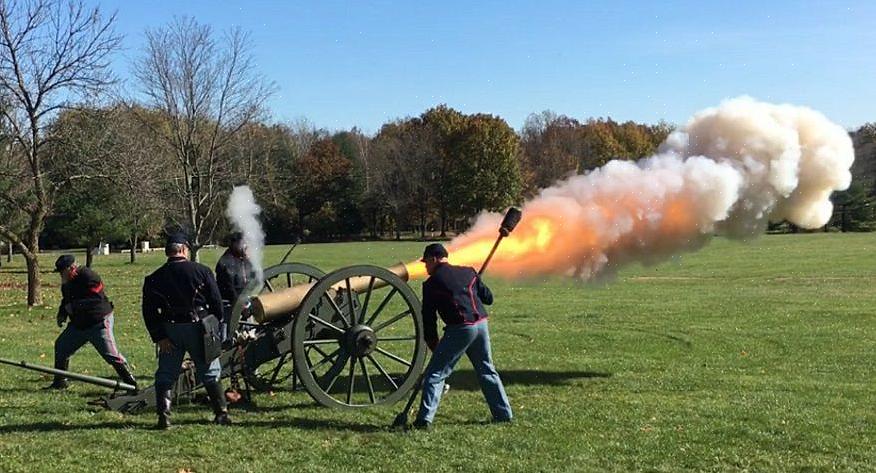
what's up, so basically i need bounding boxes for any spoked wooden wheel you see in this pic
[292,265,426,409]
[235,262,325,391]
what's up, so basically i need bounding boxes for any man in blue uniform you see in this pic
[142,234,231,429]
[413,243,513,429]
[48,255,137,393]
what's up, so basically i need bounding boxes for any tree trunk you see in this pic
[841,205,849,232]
[419,213,426,240]
[23,229,42,306]
[129,234,137,263]
[25,254,41,306]
[439,206,447,237]
[298,210,306,238]
[86,244,95,268]
[6,241,11,262]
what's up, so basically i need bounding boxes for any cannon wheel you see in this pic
[234,262,325,392]
[292,265,426,409]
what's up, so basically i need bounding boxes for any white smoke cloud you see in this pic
[446,97,854,280]
[226,185,265,284]
[662,96,854,235]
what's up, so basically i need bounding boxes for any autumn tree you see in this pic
[253,121,326,242]
[421,105,466,236]
[369,118,437,239]
[520,111,585,192]
[0,0,120,305]
[446,113,522,221]
[292,138,354,236]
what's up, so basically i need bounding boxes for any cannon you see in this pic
[2,259,428,413]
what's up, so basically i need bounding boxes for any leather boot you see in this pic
[204,381,232,426]
[112,363,139,395]
[156,387,173,430]
[46,359,69,390]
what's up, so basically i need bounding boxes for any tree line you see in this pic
[0,1,872,307]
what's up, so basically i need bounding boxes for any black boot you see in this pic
[112,363,138,395]
[45,359,69,390]
[204,381,232,426]
[155,388,173,430]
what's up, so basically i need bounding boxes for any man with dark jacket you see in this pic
[142,233,230,429]
[413,243,512,429]
[48,255,137,393]
[215,232,254,324]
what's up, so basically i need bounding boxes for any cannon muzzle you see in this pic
[249,262,410,323]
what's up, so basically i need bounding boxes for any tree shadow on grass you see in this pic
[447,369,611,391]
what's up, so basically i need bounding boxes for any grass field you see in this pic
[0,234,874,472]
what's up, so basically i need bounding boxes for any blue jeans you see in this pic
[416,320,512,423]
[154,322,221,390]
[55,314,127,367]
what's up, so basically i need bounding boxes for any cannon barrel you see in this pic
[250,262,410,323]
[0,357,137,392]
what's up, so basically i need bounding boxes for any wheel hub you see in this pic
[346,325,377,357]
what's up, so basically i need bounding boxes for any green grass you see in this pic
[0,234,874,472]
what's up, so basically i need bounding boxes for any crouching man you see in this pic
[48,255,137,393]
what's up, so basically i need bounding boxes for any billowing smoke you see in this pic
[442,97,854,280]
[226,185,265,283]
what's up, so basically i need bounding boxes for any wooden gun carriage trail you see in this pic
[2,259,430,413]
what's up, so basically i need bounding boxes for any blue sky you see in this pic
[99,1,875,133]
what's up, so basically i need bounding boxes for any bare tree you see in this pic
[0,0,120,305]
[133,17,273,261]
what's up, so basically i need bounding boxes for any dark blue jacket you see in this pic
[142,256,225,343]
[215,250,254,304]
[421,263,493,346]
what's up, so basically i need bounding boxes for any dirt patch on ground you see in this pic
[0,282,28,289]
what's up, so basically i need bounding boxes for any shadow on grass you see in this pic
[0,386,44,394]
[231,417,384,433]
[0,417,383,433]
[0,421,140,433]
[230,400,317,412]
[447,369,611,391]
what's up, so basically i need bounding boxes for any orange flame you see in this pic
[404,192,703,281]
[405,217,559,280]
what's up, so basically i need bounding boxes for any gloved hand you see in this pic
[56,312,66,328]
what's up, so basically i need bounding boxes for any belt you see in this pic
[166,306,209,323]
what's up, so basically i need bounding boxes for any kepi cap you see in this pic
[420,243,448,262]
[165,232,190,252]
[54,254,75,272]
